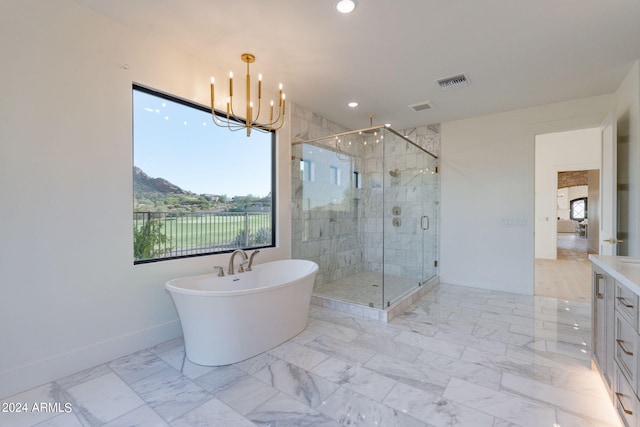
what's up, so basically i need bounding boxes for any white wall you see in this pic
[0,0,291,398]
[535,128,600,259]
[440,96,612,294]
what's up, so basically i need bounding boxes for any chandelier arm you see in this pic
[212,102,257,132]
[261,104,283,127]
[212,110,247,130]
[223,121,245,130]
[218,101,283,131]
[228,100,240,122]
[251,99,285,129]
[269,115,286,131]
[212,108,244,130]
[225,105,251,129]
[212,112,232,128]
[254,112,285,131]
[227,119,242,132]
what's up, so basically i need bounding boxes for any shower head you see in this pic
[389,168,400,177]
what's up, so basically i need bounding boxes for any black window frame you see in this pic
[132,83,276,264]
[569,197,587,221]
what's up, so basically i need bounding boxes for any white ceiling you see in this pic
[74,0,640,131]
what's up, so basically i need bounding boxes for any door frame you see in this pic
[599,112,618,256]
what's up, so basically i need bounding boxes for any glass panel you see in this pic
[422,154,439,282]
[291,133,383,307]
[382,129,436,307]
[292,126,439,311]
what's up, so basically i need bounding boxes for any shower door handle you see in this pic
[421,215,430,231]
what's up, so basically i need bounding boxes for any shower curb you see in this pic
[311,276,439,322]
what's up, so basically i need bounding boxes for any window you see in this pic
[300,159,314,181]
[133,85,275,263]
[570,197,587,221]
[330,166,341,185]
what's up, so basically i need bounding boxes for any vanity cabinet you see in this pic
[592,265,615,397]
[616,365,639,427]
[613,281,640,427]
[591,256,640,427]
[615,309,638,393]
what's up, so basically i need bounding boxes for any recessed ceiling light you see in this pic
[336,0,357,14]
[348,101,359,108]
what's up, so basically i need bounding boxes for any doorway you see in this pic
[534,128,601,302]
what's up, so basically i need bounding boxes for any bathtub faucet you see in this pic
[228,249,248,275]
[247,250,260,271]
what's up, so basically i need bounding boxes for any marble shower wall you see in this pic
[290,103,441,289]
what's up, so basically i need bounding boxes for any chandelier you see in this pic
[210,53,285,137]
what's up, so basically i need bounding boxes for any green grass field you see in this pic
[134,212,271,260]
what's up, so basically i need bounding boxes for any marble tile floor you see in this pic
[1,283,621,427]
[535,233,592,303]
[313,270,421,309]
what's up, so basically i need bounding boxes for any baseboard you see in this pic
[0,320,182,400]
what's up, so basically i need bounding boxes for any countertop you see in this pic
[590,254,640,295]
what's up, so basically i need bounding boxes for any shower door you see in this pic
[382,129,438,307]
[421,154,439,283]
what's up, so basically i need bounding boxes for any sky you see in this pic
[133,89,272,197]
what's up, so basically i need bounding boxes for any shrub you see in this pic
[134,220,172,260]
[253,227,271,245]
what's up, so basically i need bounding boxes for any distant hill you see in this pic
[133,167,265,213]
[134,167,225,212]
[133,166,188,195]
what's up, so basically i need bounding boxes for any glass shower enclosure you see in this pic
[291,126,439,310]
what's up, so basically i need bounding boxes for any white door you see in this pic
[600,112,618,255]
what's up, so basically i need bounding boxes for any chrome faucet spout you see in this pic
[228,249,248,275]
[247,250,260,271]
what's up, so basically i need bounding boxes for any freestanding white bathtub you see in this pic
[165,259,318,366]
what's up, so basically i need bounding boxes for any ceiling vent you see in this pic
[436,73,469,90]
[408,100,433,112]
